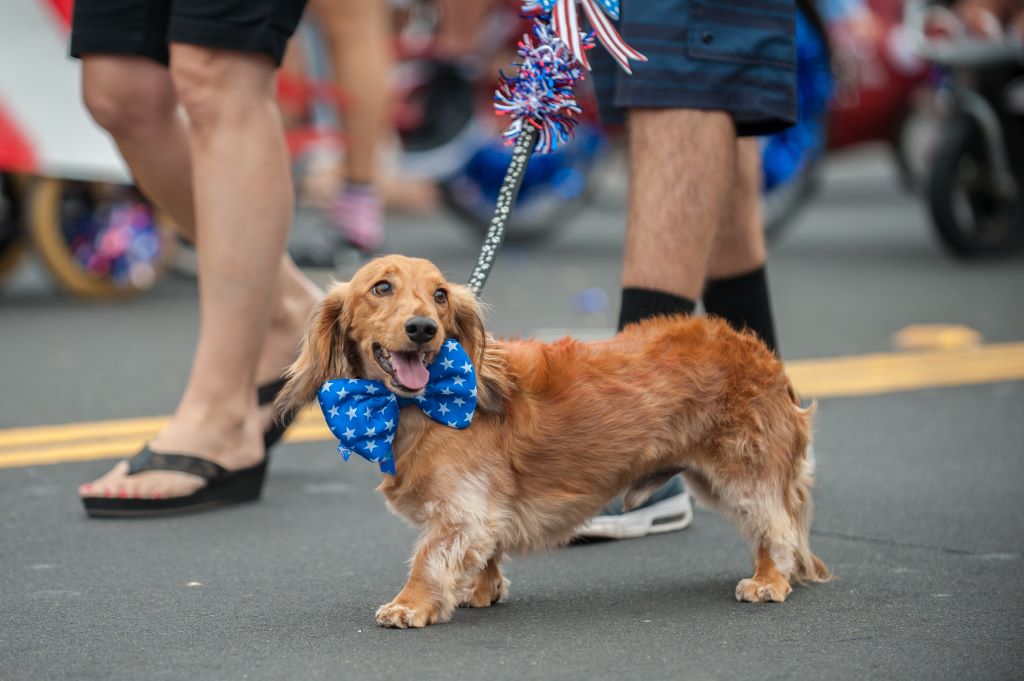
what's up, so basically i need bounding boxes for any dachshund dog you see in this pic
[276,255,829,628]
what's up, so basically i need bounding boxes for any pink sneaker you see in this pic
[328,183,384,252]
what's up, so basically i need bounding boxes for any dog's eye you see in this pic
[372,281,393,296]
[434,288,448,305]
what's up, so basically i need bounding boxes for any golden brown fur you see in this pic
[277,255,829,629]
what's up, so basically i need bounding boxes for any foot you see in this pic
[78,279,318,503]
[375,598,444,629]
[288,221,363,269]
[735,575,792,603]
[327,183,384,252]
[573,477,694,540]
[461,571,509,608]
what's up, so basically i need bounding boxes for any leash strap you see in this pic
[466,126,537,297]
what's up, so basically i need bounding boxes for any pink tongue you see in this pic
[392,352,430,390]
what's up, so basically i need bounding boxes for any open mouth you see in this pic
[373,343,432,393]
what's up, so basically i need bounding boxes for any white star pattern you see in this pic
[454,397,465,406]
[437,403,450,415]
[364,426,377,437]
[343,427,356,440]
[461,362,473,373]
[366,384,379,394]
[441,358,455,370]
[470,387,478,398]
[346,406,358,420]
[452,376,465,387]
[363,407,373,418]
[336,386,348,398]
[328,406,340,418]
[446,339,458,351]
[448,421,457,427]
[321,381,333,392]
[385,434,395,444]
[441,387,452,396]
[384,419,395,431]
[365,440,378,453]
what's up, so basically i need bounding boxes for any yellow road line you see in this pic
[786,341,1024,398]
[0,408,324,449]
[1,342,1022,470]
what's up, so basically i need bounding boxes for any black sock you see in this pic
[618,287,697,332]
[702,266,779,355]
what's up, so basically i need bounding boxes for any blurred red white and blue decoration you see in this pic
[1,0,175,296]
[64,186,164,290]
[468,0,643,293]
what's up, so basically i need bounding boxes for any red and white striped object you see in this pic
[0,0,129,181]
[549,0,646,74]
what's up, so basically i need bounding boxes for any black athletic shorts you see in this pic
[591,0,797,136]
[70,0,309,67]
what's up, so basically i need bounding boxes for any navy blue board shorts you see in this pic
[70,0,308,67]
[590,0,797,136]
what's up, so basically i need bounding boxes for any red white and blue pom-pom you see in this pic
[494,15,592,153]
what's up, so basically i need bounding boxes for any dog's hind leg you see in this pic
[735,543,794,603]
[727,459,828,602]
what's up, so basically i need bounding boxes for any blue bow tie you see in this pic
[318,338,478,475]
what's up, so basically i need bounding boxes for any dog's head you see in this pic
[276,255,494,419]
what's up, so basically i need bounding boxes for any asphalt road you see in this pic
[2,149,1023,681]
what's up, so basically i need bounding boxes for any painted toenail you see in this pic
[118,490,128,499]
[81,483,93,490]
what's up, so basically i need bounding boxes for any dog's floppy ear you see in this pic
[275,283,352,420]
[447,283,510,413]
[448,283,486,367]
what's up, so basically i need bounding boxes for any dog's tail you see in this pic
[789,390,830,585]
[790,460,831,584]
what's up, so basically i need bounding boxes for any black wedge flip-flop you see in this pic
[81,377,296,519]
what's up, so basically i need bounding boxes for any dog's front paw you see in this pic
[735,576,792,603]
[375,599,442,628]
[461,574,510,608]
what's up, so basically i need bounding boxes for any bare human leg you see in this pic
[704,137,779,353]
[708,138,766,279]
[621,108,737,302]
[306,0,390,250]
[310,0,391,186]
[78,51,318,501]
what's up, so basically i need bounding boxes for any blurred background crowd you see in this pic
[1,0,1021,299]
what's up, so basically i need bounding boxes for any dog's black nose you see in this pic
[405,316,438,344]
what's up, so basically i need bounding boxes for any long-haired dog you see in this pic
[276,255,829,628]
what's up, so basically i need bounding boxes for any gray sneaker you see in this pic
[574,476,693,540]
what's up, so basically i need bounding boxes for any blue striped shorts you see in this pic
[590,0,797,136]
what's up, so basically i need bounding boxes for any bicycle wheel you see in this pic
[927,114,1023,257]
[761,0,833,243]
[25,178,176,298]
[0,173,27,284]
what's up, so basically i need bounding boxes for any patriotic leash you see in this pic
[466,0,644,297]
